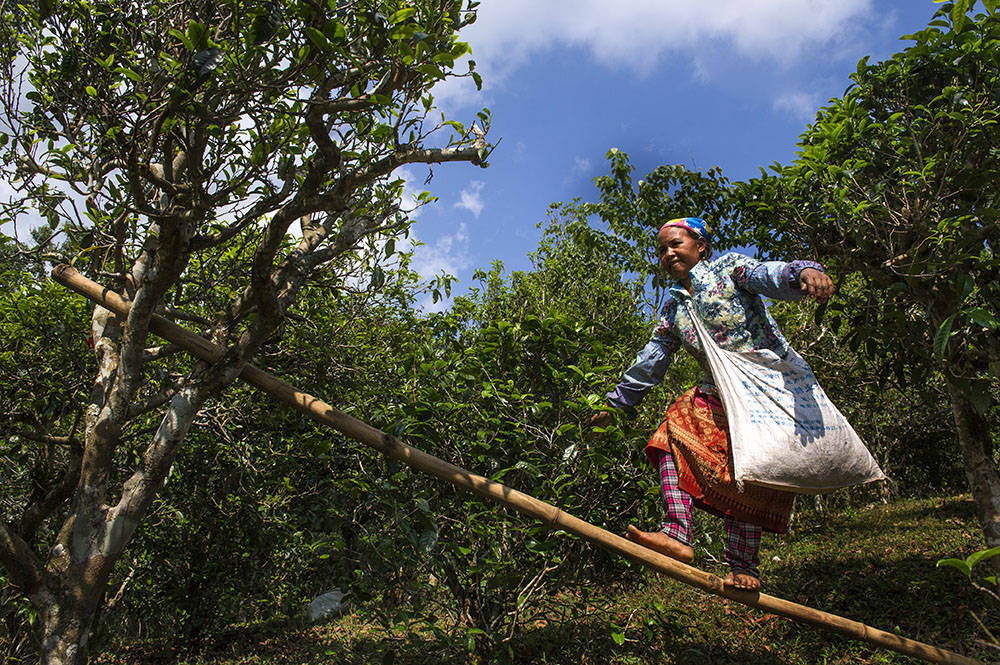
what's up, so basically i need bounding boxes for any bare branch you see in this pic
[3,429,76,447]
[141,344,183,363]
[345,144,485,191]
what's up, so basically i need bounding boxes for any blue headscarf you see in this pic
[661,217,710,241]
[661,217,712,259]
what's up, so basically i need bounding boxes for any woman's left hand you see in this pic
[799,268,835,302]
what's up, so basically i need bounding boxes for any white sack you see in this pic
[686,303,885,493]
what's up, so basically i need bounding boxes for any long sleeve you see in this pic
[606,334,679,412]
[733,258,824,301]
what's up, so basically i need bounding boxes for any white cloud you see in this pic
[409,223,473,313]
[569,156,592,179]
[438,1,873,109]
[394,165,438,219]
[0,216,45,244]
[453,180,485,218]
[410,223,472,278]
[773,91,823,123]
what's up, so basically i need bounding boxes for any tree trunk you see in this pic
[38,581,102,665]
[40,615,89,665]
[945,375,1000,563]
[30,377,212,664]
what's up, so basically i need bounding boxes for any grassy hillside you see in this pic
[98,494,993,665]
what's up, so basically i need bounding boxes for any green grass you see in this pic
[97,494,994,665]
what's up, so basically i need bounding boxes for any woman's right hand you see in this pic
[799,267,835,302]
[589,411,612,428]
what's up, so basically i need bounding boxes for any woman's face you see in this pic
[656,226,705,281]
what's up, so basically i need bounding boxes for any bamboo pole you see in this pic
[51,264,981,665]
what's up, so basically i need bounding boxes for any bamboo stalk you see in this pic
[51,264,981,665]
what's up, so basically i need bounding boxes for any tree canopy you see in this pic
[738,1,1000,551]
[0,1,492,663]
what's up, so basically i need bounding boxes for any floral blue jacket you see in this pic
[606,253,823,411]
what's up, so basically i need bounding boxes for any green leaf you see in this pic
[388,7,417,24]
[813,300,827,325]
[966,546,1000,569]
[85,86,97,97]
[117,67,142,82]
[418,527,437,553]
[933,313,956,361]
[186,19,207,50]
[416,63,444,79]
[513,460,542,478]
[370,266,384,290]
[983,0,998,14]
[951,0,969,30]
[168,27,193,51]
[252,2,282,45]
[967,308,998,330]
[936,557,971,578]
[303,27,329,50]
[954,274,973,302]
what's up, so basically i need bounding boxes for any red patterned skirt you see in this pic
[645,387,794,533]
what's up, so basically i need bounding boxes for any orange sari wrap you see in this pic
[645,387,794,533]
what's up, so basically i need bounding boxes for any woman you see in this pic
[591,217,834,591]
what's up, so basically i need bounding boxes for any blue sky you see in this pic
[402,0,945,309]
[0,1,946,311]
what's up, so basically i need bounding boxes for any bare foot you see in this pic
[723,571,761,592]
[625,525,694,563]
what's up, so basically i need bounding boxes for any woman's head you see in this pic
[656,217,712,282]
[660,217,712,259]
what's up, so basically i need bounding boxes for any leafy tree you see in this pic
[0,268,92,664]
[549,149,738,315]
[737,1,1000,550]
[768,291,966,500]
[93,209,697,661]
[92,254,430,651]
[368,209,714,661]
[0,0,491,662]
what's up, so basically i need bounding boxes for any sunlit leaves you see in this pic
[937,545,1000,579]
[368,223,665,653]
[739,5,1000,404]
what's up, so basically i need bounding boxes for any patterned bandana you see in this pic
[661,217,711,243]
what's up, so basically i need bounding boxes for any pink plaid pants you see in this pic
[654,449,761,578]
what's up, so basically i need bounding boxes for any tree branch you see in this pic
[3,429,76,446]
[20,457,81,543]
[162,307,213,328]
[142,344,183,363]
[0,521,48,600]
[345,144,485,191]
